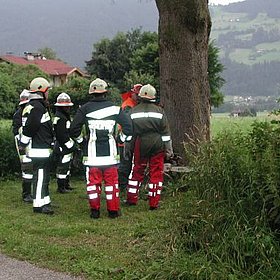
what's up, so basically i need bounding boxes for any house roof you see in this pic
[0,55,86,76]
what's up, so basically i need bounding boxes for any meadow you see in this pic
[211,112,273,136]
[0,113,279,280]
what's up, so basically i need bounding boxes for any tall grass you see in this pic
[172,118,280,279]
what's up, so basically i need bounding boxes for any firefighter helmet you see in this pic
[29,77,50,93]
[139,84,156,100]
[54,92,73,106]
[131,84,142,95]
[89,78,108,94]
[19,89,30,105]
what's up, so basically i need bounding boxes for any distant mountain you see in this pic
[210,0,280,97]
[223,0,280,18]
[0,0,158,68]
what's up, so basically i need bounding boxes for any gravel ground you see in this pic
[0,254,84,280]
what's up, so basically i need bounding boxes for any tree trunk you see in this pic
[155,0,211,159]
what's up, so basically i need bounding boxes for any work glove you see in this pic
[123,141,133,160]
[164,140,174,161]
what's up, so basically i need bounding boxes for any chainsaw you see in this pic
[164,154,192,173]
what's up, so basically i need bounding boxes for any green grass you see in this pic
[0,178,190,280]
[210,112,273,136]
[1,115,279,279]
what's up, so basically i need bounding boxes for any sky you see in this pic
[209,0,245,5]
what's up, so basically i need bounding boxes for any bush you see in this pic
[173,121,280,278]
[0,121,21,178]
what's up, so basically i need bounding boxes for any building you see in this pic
[0,53,87,87]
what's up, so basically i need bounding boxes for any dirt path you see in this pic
[0,254,84,280]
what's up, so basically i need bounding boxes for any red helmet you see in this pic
[131,84,142,95]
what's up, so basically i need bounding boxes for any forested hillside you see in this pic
[1,0,280,99]
[210,0,280,97]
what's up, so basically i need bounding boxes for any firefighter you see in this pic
[125,84,173,210]
[19,77,54,215]
[12,89,33,203]
[53,92,76,193]
[70,78,133,219]
[118,84,142,192]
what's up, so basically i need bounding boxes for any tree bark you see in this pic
[155,0,211,159]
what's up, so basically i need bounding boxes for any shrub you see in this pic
[0,121,21,178]
[173,121,280,278]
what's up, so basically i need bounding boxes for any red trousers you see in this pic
[86,166,120,211]
[126,139,164,208]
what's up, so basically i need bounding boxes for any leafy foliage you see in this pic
[87,29,224,107]
[0,63,48,119]
[208,40,225,108]
[37,47,58,60]
[0,121,20,177]
[48,76,122,114]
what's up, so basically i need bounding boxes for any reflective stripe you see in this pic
[22,173,33,179]
[106,194,113,200]
[62,154,72,163]
[83,155,119,166]
[53,117,60,125]
[65,140,74,149]
[21,134,31,145]
[22,117,28,127]
[86,106,120,119]
[128,180,138,186]
[44,196,51,205]
[33,169,44,207]
[22,155,32,163]
[86,167,90,185]
[66,121,71,129]
[27,148,52,158]
[116,192,119,197]
[115,184,119,189]
[119,132,126,143]
[56,174,67,179]
[89,193,98,199]
[41,112,51,123]
[87,185,97,191]
[149,184,154,189]
[148,192,153,197]
[76,135,83,143]
[88,119,115,131]
[131,112,163,120]
[162,136,171,142]
[158,182,163,187]
[105,186,113,192]
[120,132,132,142]
[157,190,161,195]
[128,188,137,194]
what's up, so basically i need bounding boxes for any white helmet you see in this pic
[54,92,73,106]
[19,89,30,105]
[139,84,156,100]
[89,78,108,94]
[29,77,50,93]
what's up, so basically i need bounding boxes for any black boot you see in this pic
[57,179,71,193]
[22,181,33,203]
[33,204,54,215]
[90,209,100,219]
[65,177,74,191]
[108,210,120,219]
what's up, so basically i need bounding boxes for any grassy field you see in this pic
[210,6,280,64]
[0,114,278,279]
[210,112,273,136]
[0,177,189,280]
